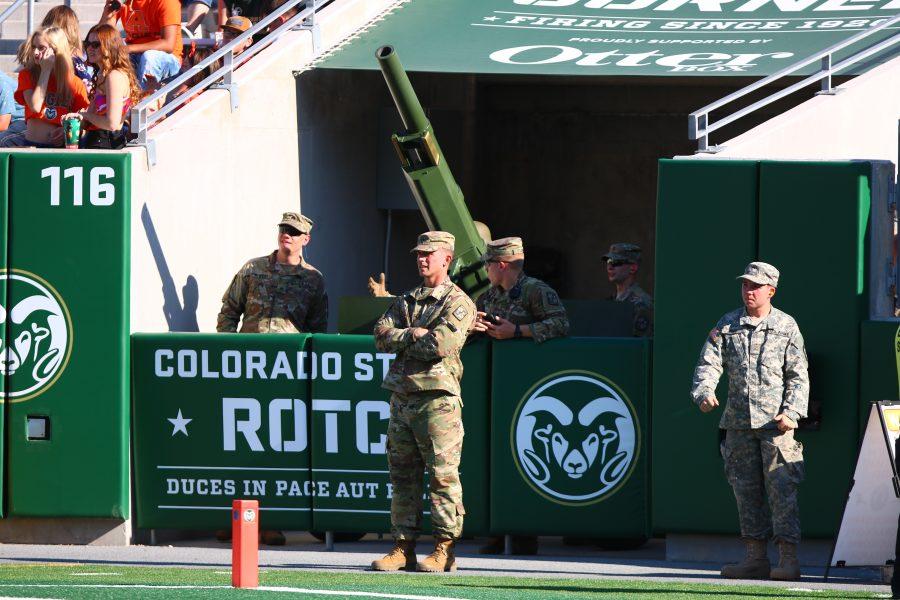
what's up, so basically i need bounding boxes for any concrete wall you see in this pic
[704,56,900,164]
[128,0,400,334]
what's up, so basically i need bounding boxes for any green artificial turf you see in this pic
[0,564,886,599]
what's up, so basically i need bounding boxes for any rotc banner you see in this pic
[317,0,900,76]
[490,337,651,537]
[132,333,491,534]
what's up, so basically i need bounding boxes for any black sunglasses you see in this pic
[279,225,303,236]
[84,40,101,50]
[607,259,631,267]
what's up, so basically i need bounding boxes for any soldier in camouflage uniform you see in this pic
[472,237,569,345]
[472,236,568,556]
[603,243,653,337]
[691,262,809,581]
[371,231,476,574]
[217,212,328,334]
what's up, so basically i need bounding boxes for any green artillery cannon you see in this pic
[376,45,490,298]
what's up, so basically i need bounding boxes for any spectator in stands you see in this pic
[171,45,215,102]
[183,0,213,34]
[217,0,268,29]
[100,0,183,92]
[220,16,253,55]
[41,5,94,92]
[0,28,89,148]
[266,0,298,33]
[62,25,142,150]
[0,72,26,145]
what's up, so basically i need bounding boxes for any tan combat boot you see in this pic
[416,538,457,572]
[720,539,770,579]
[770,541,801,580]
[371,540,416,571]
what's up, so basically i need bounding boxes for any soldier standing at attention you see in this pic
[371,231,476,573]
[472,236,569,556]
[692,262,809,581]
[215,212,327,546]
[603,243,653,337]
[217,212,328,334]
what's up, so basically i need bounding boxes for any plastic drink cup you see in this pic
[63,117,81,149]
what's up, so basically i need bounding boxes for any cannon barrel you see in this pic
[376,46,428,133]
[375,45,490,298]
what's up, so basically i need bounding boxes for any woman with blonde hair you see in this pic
[1,27,89,148]
[41,5,93,89]
[63,24,141,149]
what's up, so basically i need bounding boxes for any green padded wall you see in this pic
[6,152,130,518]
[490,338,650,537]
[0,153,7,517]
[859,321,898,420]
[131,333,313,530]
[652,159,759,534]
[757,161,870,537]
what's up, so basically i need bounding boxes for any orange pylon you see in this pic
[231,499,259,588]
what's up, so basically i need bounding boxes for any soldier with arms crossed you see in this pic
[691,262,808,581]
[371,231,476,573]
[472,236,569,555]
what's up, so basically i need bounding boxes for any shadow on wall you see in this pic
[141,204,200,332]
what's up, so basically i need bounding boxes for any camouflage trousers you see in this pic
[387,390,465,541]
[721,428,805,544]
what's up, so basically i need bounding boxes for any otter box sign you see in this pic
[132,333,491,534]
[491,338,650,537]
[318,0,900,76]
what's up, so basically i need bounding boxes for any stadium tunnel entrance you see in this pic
[295,68,825,320]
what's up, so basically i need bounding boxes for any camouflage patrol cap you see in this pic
[411,231,455,253]
[737,261,780,287]
[483,237,524,261]
[278,212,313,234]
[603,243,642,264]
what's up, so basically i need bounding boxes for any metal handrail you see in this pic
[689,14,900,152]
[0,0,34,37]
[129,0,330,164]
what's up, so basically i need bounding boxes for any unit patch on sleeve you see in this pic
[453,305,468,321]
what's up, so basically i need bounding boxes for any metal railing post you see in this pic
[26,0,33,37]
[820,54,832,94]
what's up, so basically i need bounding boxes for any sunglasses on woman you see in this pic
[83,40,101,50]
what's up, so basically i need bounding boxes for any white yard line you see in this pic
[0,584,470,599]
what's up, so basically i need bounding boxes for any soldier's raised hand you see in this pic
[774,413,797,432]
[699,396,719,413]
[367,273,391,297]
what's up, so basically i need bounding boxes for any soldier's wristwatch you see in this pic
[514,323,522,338]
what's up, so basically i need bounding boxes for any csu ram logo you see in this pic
[1,271,72,402]
[511,371,639,505]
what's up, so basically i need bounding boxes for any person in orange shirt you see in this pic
[1,27,89,148]
[99,0,182,92]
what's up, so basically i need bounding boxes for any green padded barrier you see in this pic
[308,335,490,536]
[652,159,759,535]
[131,333,313,530]
[490,337,650,537]
[7,153,129,518]
[0,152,8,518]
[758,161,870,538]
[860,321,898,422]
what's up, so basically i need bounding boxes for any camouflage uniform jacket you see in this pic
[476,272,569,344]
[614,283,654,338]
[691,306,809,430]
[374,278,476,396]
[217,251,328,333]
